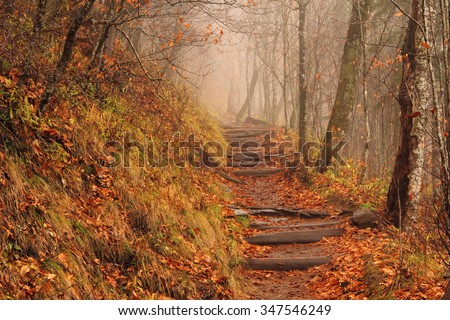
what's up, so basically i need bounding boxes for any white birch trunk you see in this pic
[407,2,429,223]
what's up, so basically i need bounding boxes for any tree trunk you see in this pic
[282,3,289,131]
[386,0,424,228]
[236,65,259,122]
[289,78,297,130]
[262,73,271,121]
[298,0,307,150]
[429,0,450,211]
[89,0,127,71]
[447,0,450,162]
[358,0,371,183]
[443,280,450,300]
[270,32,279,124]
[88,22,112,71]
[39,0,97,113]
[319,0,372,171]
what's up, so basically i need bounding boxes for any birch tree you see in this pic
[386,0,428,228]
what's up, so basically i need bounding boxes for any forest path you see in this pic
[219,122,349,299]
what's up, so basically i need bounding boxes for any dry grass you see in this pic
[0,74,243,300]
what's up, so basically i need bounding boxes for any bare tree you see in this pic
[39,0,97,113]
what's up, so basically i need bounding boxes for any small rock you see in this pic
[352,208,378,228]
[231,208,249,217]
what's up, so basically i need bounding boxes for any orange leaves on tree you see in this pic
[421,42,431,49]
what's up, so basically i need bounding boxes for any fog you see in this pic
[128,0,408,177]
[189,0,352,126]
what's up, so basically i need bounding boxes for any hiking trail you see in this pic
[219,122,370,299]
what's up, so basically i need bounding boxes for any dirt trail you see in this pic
[219,123,347,299]
[239,181,336,299]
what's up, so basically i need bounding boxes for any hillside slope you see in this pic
[0,52,243,299]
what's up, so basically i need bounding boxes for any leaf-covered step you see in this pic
[224,130,273,139]
[251,220,346,230]
[231,168,282,177]
[245,228,344,245]
[227,161,261,168]
[245,256,332,271]
[249,208,330,219]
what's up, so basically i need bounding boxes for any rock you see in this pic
[231,208,249,217]
[352,208,378,228]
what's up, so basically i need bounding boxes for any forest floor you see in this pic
[217,121,447,300]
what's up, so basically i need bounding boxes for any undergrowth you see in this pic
[305,164,447,299]
[307,163,389,211]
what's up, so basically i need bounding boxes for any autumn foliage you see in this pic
[0,2,243,299]
[1,0,449,302]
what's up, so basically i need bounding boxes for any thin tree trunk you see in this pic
[262,73,270,121]
[282,4,289,131]
[298,0,307,150]
[311,21,323,139]
[236,65,259,122]
[358,0,371,184]
[39,0,97,113]
[88,22,112,71]
[270,30,279,125]
[289,78,297,130]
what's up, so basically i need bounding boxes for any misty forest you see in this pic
[1,0,450,300]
